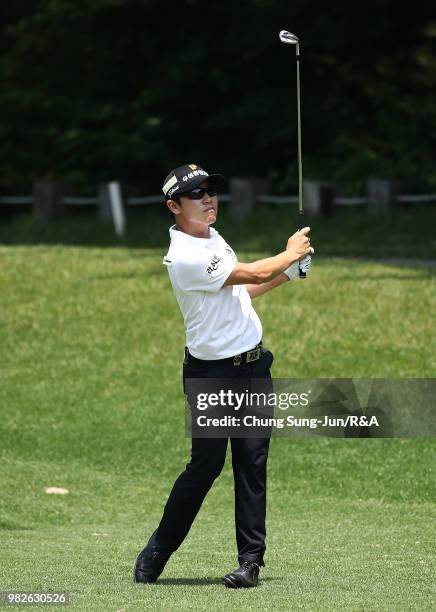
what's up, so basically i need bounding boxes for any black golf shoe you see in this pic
[134,545,171,583]
[222,560,260,588]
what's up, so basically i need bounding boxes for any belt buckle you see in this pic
[246,346,261,363]
[233,354,242,366]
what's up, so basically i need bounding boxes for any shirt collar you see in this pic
[169,224,219,246]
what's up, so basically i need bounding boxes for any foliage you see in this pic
[1,1,436,191]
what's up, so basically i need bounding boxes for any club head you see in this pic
[279,30,299,45]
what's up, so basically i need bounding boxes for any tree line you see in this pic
[1,0,435,193]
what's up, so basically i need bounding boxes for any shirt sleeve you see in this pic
[174,249,235,293]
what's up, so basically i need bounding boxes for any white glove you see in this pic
[283,260,300,280]
[283,248,314,280]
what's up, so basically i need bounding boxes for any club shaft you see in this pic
[295,42,306,279]
[296,44,303,215]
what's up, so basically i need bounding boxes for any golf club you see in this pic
[279,30,306,279]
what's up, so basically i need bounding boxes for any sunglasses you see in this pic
[177,187,218,200]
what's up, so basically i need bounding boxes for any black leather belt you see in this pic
[184,342,263,367]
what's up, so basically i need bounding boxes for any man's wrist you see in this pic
[285,249,299,266]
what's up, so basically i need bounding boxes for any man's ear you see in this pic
[166,199,181,215]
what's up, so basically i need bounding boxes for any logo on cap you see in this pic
[188,164,198,170]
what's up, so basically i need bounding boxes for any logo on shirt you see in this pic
[225,246,236,260]
[206,254,222,275]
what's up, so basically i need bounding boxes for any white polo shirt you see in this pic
[163,225,262,360]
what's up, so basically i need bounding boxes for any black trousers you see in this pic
[146,346,274,567]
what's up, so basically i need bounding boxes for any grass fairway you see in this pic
[0,242,435,611]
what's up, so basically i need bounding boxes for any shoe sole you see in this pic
[222,577,257,589]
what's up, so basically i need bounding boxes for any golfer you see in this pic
[134,163,313,588]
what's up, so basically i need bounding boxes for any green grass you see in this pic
[0,241,435,610]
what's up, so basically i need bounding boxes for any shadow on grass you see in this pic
[0,520,31,531]
[155,576,282,586]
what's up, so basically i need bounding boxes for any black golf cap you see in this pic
[162,164,225,198]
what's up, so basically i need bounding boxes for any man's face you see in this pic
[168,181,218,226]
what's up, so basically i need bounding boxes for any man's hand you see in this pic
[224,227,314,287]
[286,227,312,260]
